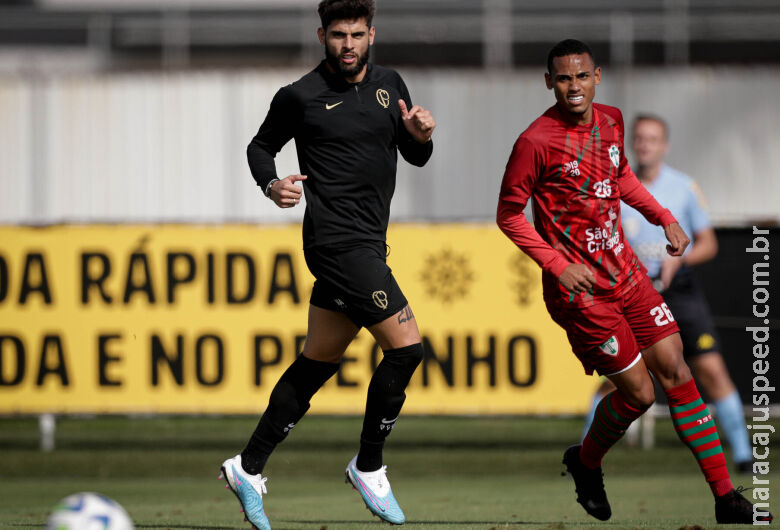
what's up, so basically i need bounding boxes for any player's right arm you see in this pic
[497,136,593,293]
[247,86,306,208]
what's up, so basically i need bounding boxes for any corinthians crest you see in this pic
[372,290,388,309]
[376,88,390,108]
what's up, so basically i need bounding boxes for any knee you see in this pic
[691,354,733,391]
[618,377,655,411]
[656,362,693,389]
[367,343,424,397]
[692,369,717,395]
[626,386,655,411]
[383,342,424,370]
[302,347,343,364]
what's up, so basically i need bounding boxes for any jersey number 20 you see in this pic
[650,303,675,326]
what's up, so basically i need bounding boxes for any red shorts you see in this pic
[547,276,680,376]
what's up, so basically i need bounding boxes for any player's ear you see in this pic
[317,27,325,45]
[544,72,553,90]
[368,25,375,45]
[594,66,602,86]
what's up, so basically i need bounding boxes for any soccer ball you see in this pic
[46,492,134,530]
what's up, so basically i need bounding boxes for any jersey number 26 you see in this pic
[650,303,675,326]
[593,179,612,198]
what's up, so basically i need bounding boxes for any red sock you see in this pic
[581,390,645,469]
[666,378,733,497]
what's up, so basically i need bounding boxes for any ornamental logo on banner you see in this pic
[608,145,620,168]
[599,335,619,356]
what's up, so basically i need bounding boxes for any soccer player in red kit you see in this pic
[497,39,770,525]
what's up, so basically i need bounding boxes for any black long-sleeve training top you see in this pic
[247,60,433,249]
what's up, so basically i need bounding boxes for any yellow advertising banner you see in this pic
[0,224,598,415]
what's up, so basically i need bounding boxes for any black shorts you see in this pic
[660,268,721,358]
[304,241,408,328]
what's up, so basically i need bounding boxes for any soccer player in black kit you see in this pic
[219,1,435,528]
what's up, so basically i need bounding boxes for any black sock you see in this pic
[356,343,424,472]
[241,354,339,475]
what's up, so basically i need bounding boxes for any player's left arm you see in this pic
[396,77,434,166]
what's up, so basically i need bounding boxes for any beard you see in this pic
[325,45,371,79]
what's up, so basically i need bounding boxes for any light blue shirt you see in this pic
[621,165,711,278]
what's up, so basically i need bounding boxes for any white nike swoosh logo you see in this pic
[325,101,343,110]
[381,417,398,424]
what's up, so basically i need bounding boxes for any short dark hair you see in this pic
[547,39,596,74]
[633,114,670,140]
[318,0,375,31]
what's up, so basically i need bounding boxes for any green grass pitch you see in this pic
[1,415,776,529]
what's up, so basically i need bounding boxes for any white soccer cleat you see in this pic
[219,454,271,530]
[345,455,405,524]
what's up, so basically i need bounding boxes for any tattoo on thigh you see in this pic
[397,306,414,325]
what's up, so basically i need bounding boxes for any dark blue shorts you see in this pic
[660,268,721,358]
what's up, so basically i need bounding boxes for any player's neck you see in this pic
[556,104,594,127]
[345,67,367,84]
[637,163,662,184]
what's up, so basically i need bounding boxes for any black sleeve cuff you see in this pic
[247,142,279,190]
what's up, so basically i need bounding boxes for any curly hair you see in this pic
[318,0,375,31]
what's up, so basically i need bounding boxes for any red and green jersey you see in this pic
[497,103,676,307]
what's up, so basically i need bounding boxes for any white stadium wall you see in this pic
[0,67,778,226]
